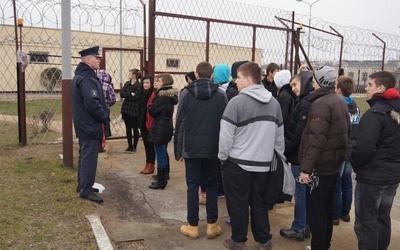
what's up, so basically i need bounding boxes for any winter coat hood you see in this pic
[97,69,112,85]
[213,64,231,84]
[274,70,291,89]
[299,70,314,98]
[368,88,400,124]
[240,84,272,104]
[186,78,219,100]
[231,60,249,79]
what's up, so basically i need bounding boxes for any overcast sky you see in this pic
[234,0,400,35]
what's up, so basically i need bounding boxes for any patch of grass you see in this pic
[0,99,61,119]
[0,144,98,249]
[0,99,123,119]
[354,96,369,115]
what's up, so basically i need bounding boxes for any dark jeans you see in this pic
[354,182,399,250]
[184,158,219,226]
[222,160,272,243]
[123,116,139,149]
[306,173,338,250]
[141,126,155,164]
[291,164,308,231]
[334,160,353,219]
[77,138,100,196]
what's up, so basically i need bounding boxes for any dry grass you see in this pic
[0,144,99,249]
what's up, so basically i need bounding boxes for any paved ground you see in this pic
[93,139,400,250]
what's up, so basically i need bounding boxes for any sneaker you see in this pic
[341,214,350,222]
[124,147,136,154]
[304,227,311,239]
[258,240,273,250]
[223,239,245,250]
[305,247,330,250]
[218,191,225,198]
[333,219,340,225]
[279,228,305,241]
[225,218,231,226]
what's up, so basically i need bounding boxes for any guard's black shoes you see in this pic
[280,228,305,241]
[76,187,100,193]
[80,193,103,204]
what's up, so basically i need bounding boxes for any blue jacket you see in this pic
[71,62,107,140]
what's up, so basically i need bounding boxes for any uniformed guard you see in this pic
[71,46,107,204]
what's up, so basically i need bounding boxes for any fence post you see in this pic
[148,0,156,75]
[372,33,386,71]
[330,26,343,73]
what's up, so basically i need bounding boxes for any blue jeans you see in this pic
[354,182,399,250]
[184,158,219,226]
[154,144,168,168]
[291,164,307,232]
[334,160,353,219]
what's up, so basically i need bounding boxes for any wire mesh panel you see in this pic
[0,0,145,146]
[0,0,399,146]
[154,0,293,91]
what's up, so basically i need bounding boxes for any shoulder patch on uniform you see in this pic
[91,90,98,98]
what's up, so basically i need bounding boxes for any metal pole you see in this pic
[61,0,73,166]
[296,0,321,57]
[139,0,147,74]
[372,33,386,70]
[206,21,210,62]
[17,19,27,146]
[330,26,344,72]
[148,0,155,75]
[252,26,256,62]
[307,6,311,56]
[119,0,123,87]
[289,12,295,75]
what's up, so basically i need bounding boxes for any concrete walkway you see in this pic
[93,139,400,250]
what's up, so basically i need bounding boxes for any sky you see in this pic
[233,0,400,35]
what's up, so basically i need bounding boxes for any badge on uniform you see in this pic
[91,90,98,98]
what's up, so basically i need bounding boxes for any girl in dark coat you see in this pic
[120,69,145,153]
[148,73,179,189]
[139,75,156,175]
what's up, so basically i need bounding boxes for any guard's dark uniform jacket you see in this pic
[71,62,107,140]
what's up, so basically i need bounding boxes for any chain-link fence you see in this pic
[0,0,399,146]
[0,0,145,146]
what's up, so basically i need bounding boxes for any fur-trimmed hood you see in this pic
[368,88,400,125]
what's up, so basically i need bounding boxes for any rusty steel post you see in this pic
[372,33,386,70]
[148,0,156,75]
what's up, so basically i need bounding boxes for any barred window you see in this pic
[29,51,49,63]
[166,58,180,68]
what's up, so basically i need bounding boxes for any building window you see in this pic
[166,58,180,68]
[348,72,354,79]
[29,51,49,64]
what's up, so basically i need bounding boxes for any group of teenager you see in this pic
[174,60,400,250]
[120,69,178,189]
[72,45,400,250]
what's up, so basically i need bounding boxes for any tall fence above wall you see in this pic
[0,0,399,147]
[0,0,145,146]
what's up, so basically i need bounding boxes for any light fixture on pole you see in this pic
[296,0,321,57]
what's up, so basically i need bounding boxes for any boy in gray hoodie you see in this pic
[219,62,284,250]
